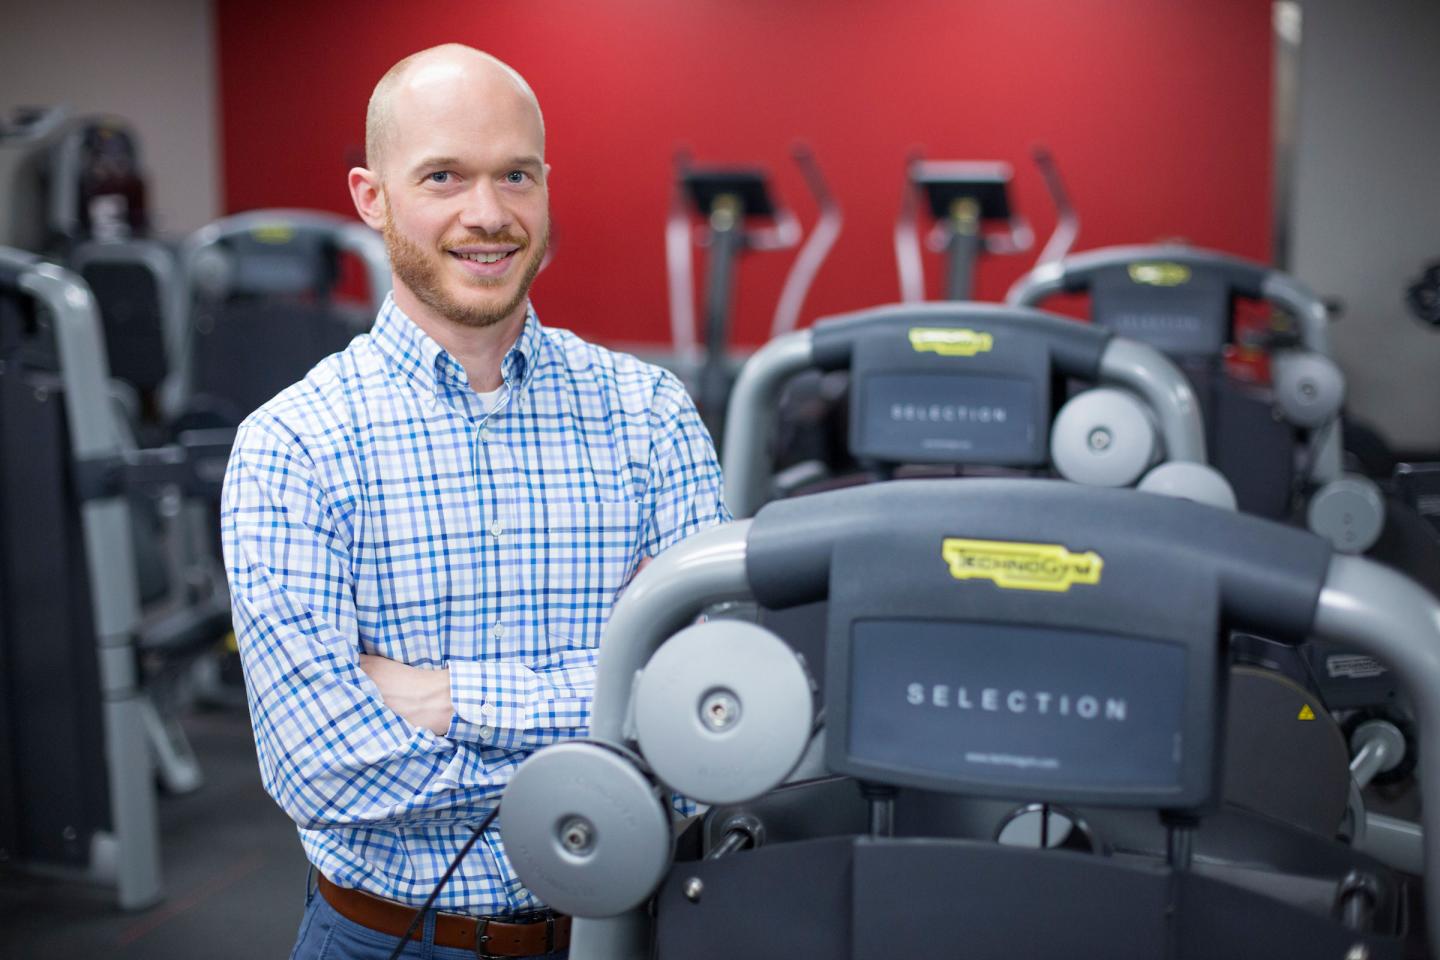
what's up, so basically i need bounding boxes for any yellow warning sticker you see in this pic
[1297,704,1316,721]
[251,225,296,245]
[1128,262,1192,287]
[941,538,1103,593]
[908,327,994,357]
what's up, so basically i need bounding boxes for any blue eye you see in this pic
[427,171,451,184]
[505,171,528,184]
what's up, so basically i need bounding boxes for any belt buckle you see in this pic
[475,917,497,959]
[473,912,555,958]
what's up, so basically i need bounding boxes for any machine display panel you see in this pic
[1092,268,1229,358]
[846,619,1188,795]
[854,373,1042,465]
[683,170,776,219]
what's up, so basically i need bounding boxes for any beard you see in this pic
[382,209,549,329]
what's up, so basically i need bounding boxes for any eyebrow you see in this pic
[411,156,462,175]
[409,155,544,176]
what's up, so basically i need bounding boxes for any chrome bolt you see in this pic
[700,689,741,732]
[683,877,703,903]
[1088,428,1113,452]
[1345,945,1369,960]
[558,816,595,856]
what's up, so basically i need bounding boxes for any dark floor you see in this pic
[0,706,308,960]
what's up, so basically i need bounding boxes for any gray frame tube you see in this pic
[1004,259,1065,307]
[1314,555,1440,947]
[1261,271,1330,355]
[770,146,841,339]
[1098,338,1207,463]
[1264,271,1346,483]
[576,521,753,960]
[9,253,162,909]
[720,330,814,519]
[590,521,753,743]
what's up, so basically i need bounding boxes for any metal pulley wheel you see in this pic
[499,740,672,918]
[1050,387,1158,487]
[1137,461,1237,511]
[633,620,814,805]
[1270,350,1344,429]
[1308,475,1385,555]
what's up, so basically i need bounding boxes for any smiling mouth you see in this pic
[449,249,517,265]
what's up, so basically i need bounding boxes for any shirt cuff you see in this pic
[447,659,537,749]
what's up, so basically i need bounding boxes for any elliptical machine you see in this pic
[665,145,840,440]
[894,146,1078,303]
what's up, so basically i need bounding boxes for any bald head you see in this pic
[365,44,544,176]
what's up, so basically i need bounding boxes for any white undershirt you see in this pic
[475,385,506,415]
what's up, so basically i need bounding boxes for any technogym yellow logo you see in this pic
[1128,262,1192,287]
[941,538,1104,593]
[908,327,995,357]
[250,225,296,244]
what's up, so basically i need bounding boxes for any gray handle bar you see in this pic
[1005,244,1330,356]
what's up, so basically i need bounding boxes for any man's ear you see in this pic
[348,167,386,230]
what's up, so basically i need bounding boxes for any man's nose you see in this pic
[458,180,513,236]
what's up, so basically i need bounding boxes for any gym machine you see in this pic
[728,301,1226,520]
[500,478,1440,958]
[0,249,229,907]
[1,109,176,428]
[1007,245,1380,550]
[665,146,840,439]
[726,299,1420,842]
[167,209,390,430]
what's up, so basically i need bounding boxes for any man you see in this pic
[221,44,727,959]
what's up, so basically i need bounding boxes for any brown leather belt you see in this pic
[317,873,571,956]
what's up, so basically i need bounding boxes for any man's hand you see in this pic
[359,654,454,736]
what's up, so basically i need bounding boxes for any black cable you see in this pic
[383,804,500,960]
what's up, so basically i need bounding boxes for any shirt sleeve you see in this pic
[222,419,505,830]
[445,646,595,749]
[642,371,732,558]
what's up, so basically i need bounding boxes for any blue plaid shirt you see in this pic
[221,295,727,913]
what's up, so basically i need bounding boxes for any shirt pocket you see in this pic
[537,497,643,648]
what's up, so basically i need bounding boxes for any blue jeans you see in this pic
[290,874,569,960]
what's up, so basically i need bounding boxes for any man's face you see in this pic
[378,70,550,329]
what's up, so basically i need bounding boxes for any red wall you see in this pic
[216,0,1272,347]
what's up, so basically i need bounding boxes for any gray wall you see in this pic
[1291,0,1440,450]
[0,0,220,237]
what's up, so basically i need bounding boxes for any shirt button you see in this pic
[489,521,504,538]
[477,725,493,741]
[491,622,504,640]
[481,425,491,442]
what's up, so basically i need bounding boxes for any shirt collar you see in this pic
[371,294,541,400]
